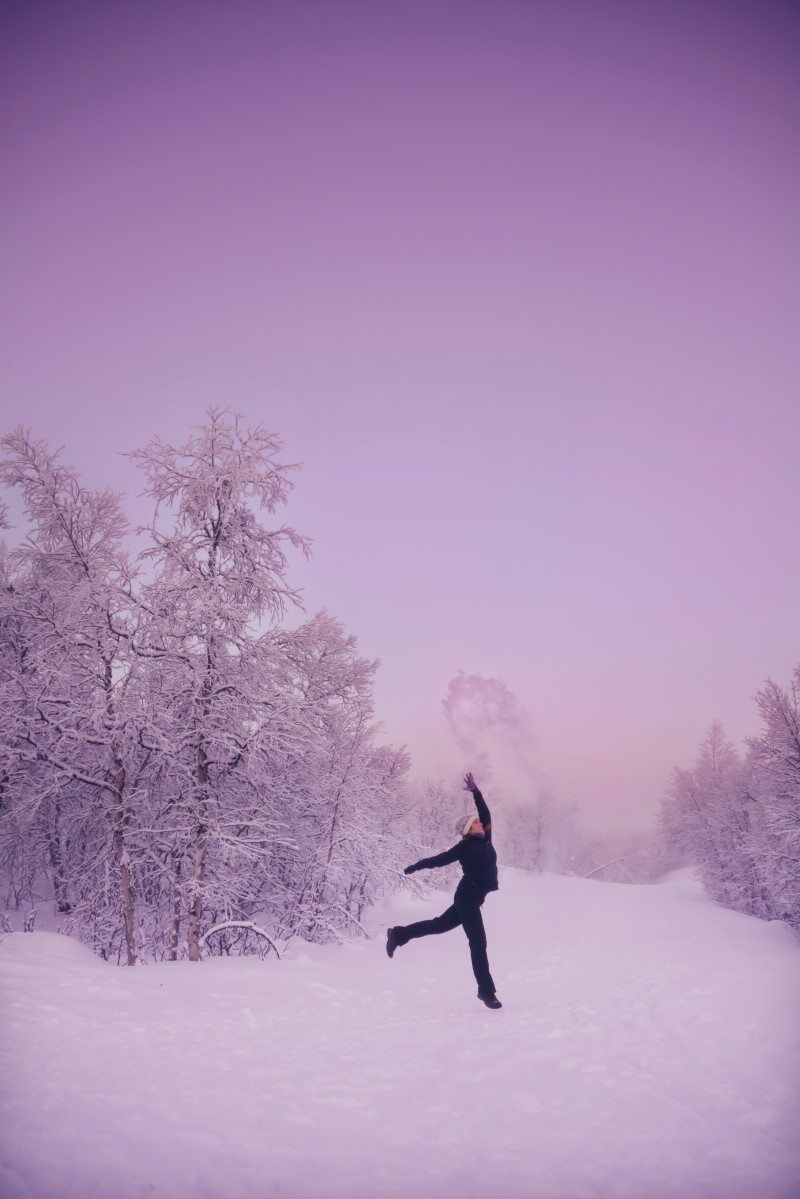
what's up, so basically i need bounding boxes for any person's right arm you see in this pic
[472,787,492,842]
[404,843,463,874]
[464,771,492,842]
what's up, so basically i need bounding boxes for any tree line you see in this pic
[0,411,410,963]
[659,676,800,935]
[1,409,796,959]
[405,672,800,932]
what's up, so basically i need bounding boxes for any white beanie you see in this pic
[463,813,479,835]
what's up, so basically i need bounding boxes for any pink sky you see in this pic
[2,0,798,828]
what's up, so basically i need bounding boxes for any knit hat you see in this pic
[463,813,481,836]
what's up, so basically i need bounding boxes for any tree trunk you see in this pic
[187,644,217,962]
[46,797,72,913]
[170,852,182,961]
[103,656,138,966]
[112,762,138,966]
[187,737,209,962]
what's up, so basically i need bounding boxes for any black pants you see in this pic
[395,882,496,996]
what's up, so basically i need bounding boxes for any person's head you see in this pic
[462,815,485,837]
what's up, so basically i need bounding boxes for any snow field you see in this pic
[1,868,799,1199]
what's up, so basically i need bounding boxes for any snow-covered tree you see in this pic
[746,668,800,931]
[660,683,800,935]
[127,409,311,960]
[660,721,745,908]
[503,791,583,874]
[262,610,410,943]
[0,411,420,960]
[0,429,143,963]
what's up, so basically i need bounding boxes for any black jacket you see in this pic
[407,788,498,892]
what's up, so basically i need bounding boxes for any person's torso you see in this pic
[459,836,498,891]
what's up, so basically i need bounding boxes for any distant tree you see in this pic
[503,792,583,874]
[660,721,744,908]
[579,828,676,883]
[407,778,468,852]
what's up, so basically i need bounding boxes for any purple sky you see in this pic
[2,1,798,828]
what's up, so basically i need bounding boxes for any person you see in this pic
[386,771,502,1009]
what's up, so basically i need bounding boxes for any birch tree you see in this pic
[0,429,143,963]
[128,408,310,960]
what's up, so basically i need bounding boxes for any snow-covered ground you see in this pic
[1,869,799,1199]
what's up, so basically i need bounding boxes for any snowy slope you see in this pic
[1,869,799,1199]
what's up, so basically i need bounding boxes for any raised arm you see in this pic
[473,788,492,839]
[464,771,492,841]
[404,843,463,874]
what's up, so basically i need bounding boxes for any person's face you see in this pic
[469,819,485,837]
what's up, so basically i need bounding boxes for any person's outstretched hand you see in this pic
[463,771,478,793]
[403,864,417,875]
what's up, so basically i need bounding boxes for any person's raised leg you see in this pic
[388,903,461,956]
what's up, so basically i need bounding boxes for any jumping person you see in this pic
[386,772,502,1009]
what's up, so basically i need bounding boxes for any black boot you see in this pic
[386,927,401,958]
[478,992,502,1009]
